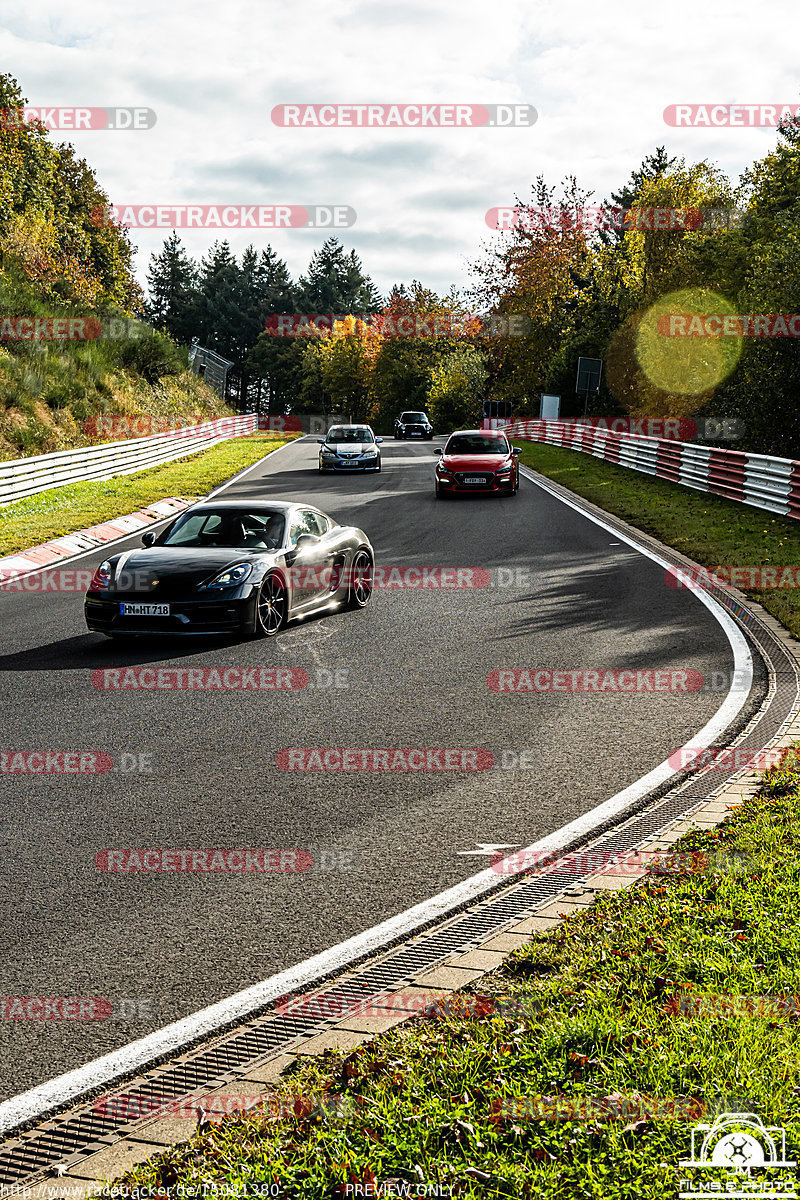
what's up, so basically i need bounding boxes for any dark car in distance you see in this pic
[394,411,433,440]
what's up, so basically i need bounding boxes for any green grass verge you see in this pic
[0,268,234,459]
[0,433,296,557]
[112,756,800,1198]
[516,441,800,639]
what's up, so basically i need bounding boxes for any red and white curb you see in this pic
[0,498,191,581]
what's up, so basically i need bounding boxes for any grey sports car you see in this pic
[84,500,375,638]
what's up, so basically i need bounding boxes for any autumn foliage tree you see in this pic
[471,133,800,452]
[0,74,139,308]
[470,176,595,410]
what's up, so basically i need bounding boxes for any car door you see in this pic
[286,509,333,609]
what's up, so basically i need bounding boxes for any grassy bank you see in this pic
[112,757,800,1198]
[0,271,233,459]
[0,432,295,556]
[516,441,800,639]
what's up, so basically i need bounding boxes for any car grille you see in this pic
[455,472,494,487]
[86,600,240,630]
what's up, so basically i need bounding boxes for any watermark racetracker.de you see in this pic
[94,848,360,872]
[489,846,752,876]
[488,668,752,694]
[666,566,800,591]
[90,205,356,229]
[263,313,530,337]
[487,668,704,693]
[664,102,800,126]
[486,206,750,233]
[0,106,156,130]
[668,747,799,772]
[271,102,536,127]
[276,748,494,771]
[0,317,173,342]
[659,313,800,337]
[557,416,745,440]
[0,996,155,1020]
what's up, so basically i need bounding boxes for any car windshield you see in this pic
[402,413,426,422]
[446,435,508,455]
[327,427,374,443]
[160,509,285,549]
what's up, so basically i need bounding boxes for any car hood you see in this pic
[102,547,272,594]
[323,442,376,454]
[441,453,510,469]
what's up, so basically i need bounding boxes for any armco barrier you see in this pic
[0,416,256,506]
[505,419,800,521]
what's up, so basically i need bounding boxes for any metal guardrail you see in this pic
[505,419,800,521]
[0,415,256,507]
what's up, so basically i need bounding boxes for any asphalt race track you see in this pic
[0,435,736,1100]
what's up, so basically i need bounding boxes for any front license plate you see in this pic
[464,476,485,484]
[120,603,170,616]
[411,431,422,436]
[338,460,353,467]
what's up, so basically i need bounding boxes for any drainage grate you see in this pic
[2,485,797,1187]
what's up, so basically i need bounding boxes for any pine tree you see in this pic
[145,233,198,345]
[599,147,678,246]
[194,240,242,356]
[295,237,381,313]
[258,246,295,313]
[238,245,296,410]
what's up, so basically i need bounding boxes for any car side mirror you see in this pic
[434,447,443,456]
[512,446,522,454]
[375,437,383,444]
[295,533,320,549]
[142,531,156,547]
[316,437,324,443]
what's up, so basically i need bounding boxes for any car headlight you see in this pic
[90,560,113,590]
[200,562,253,590]
[321,447,337,457]
[496,463,513,474]
[362,447,378,456]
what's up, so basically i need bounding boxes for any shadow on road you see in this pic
[0,602,344,672]
[486,553,731,673]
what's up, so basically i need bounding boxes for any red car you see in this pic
[434,429,521,498]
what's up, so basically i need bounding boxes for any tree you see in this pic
[427,344,488,431]
[247,336,304,416]
[706,119,800,453]
[598,146,678,247]
[304,316,380,422]
[0,73,139,308]
[295,237,381,313]
[189,241,250,401]
[470,175,595,405]
[369,282,468,430]
[145,233,197,344]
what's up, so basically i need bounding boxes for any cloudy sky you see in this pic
[1,0,797,301]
